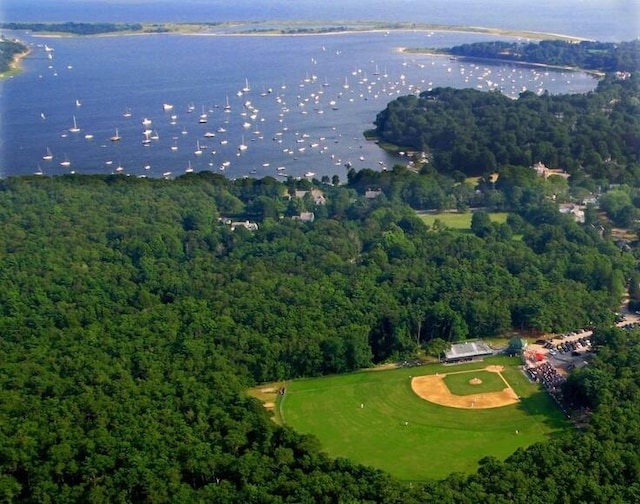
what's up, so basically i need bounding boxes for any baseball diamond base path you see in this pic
[411,365,519,409]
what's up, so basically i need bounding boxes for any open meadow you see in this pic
[417,211,509,230]
[279,356,569,481]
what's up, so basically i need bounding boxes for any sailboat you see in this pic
[59,154,71,167]
[123,107,132,118]
[68,115,80,133]
[110,128,121,141]
[42,147,53,161]
[185,161,194,173]
[194,141,203,155]
[223,96,231,112]
[199,106,208,124]
[242,78,251,93]
[238,135,248,152]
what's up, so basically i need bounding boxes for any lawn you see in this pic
[418,211,509,230]
[280,356,568,481]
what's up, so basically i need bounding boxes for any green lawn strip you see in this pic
[283,356,568,480]
[419,212,509,229]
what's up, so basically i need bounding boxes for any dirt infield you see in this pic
[411,365,519,409]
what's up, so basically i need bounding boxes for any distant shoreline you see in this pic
[401,50,606,77]
[18,23,601,77]
[14,21,591,43]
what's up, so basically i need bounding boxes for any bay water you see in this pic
[1,0,632,179]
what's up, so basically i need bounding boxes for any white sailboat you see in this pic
[194,141,203,155]
[185,161,194,173]
[68,115,80,133]
[110,128,121,141]
[42,147,53,161]
[238,135,248,152]
[60,154,71,167]
[242,78,251,93]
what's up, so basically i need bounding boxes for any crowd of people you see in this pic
[527,362,565,390]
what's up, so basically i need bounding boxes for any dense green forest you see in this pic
[0,172,636,501]
[0,37,28,74]
[374,72,640,182]
[440,39,640,73]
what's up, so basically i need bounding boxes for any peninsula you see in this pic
[407,39,640,74]
[0,37,28,78]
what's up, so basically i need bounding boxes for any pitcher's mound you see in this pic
[469,377,482,385]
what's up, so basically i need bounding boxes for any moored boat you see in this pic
[68,115,80,133]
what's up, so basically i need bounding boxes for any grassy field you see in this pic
[418,211,509,230]
[280,356,568,481]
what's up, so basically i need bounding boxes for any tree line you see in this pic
[0,22,143,36]
[442,39,640,73]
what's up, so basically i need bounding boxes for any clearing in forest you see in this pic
[276,356,568,481]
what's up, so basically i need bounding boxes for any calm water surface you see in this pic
[0,1,633,178]
[0,30,601,179]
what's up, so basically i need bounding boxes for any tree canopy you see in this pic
[0,171,635,501]
[0,37,27,74]
[374,72,640,183]
[442,39,640,73]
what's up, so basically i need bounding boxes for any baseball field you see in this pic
[276,356,569,481]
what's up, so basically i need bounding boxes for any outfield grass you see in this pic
[281,356,568,481]
[418,211,509,230]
